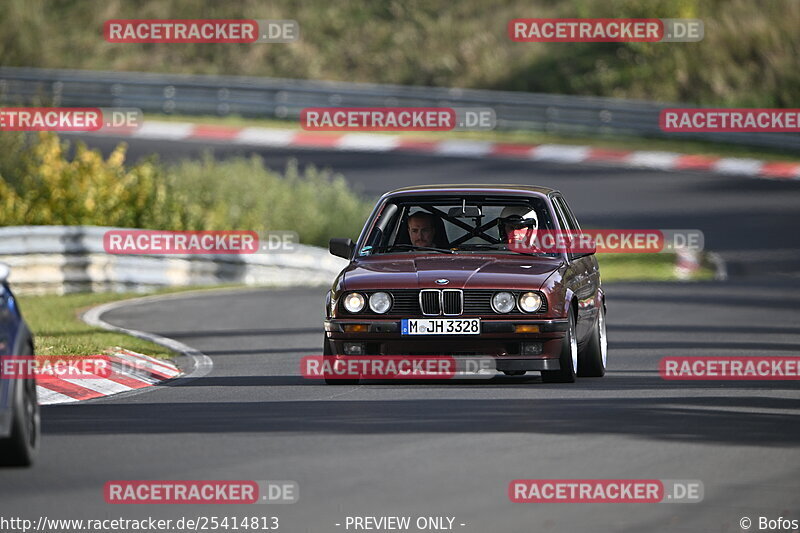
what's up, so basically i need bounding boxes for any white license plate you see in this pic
[401,318,481,335]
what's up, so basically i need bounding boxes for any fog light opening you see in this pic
[343,343,365,355]
[521,342,543,356]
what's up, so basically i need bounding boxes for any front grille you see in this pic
[420,289,441,315]
[344,289,546,316]
[387,290,420,314]
[442,289,463,315]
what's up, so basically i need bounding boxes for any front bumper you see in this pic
[325,317,568,371]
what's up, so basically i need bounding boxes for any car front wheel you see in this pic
[578,303,607,377]
[0,375,40,467]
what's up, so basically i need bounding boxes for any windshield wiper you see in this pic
[504,249,549,257]
[456,243,497,249]
[386,244,455,254]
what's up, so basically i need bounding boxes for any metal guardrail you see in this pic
[0,66,798,150]
[0,226,346,294]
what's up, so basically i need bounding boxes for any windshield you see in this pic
[357,196,560,258]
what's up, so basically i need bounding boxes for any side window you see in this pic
[360,203,399,254]
[385,206,406,247]
[551,196,579,261]
[551,197,572,231]
[555,196,581,231]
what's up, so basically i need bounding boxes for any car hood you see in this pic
[340,255,562,291]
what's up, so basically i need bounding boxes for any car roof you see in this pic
[382,184,559,199]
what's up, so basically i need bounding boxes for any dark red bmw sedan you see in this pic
[324,184,607,384]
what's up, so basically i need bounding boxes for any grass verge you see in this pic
[597,253,714,282]
[16,286,243,359]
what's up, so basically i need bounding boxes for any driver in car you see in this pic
[407,212,438,248]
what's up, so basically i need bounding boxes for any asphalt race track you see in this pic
[2,135,799,532]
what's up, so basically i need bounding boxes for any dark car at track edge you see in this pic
[0,263,40,466]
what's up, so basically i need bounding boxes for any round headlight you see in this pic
[519,292,543,313]
[369,292,392,314]
[343,292,366,313]
[491,292,515,314]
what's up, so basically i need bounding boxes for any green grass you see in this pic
[149,113,800,163]
[16,286,242,359]
[597,253,714,282]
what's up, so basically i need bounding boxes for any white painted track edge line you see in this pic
[81,290,220,399]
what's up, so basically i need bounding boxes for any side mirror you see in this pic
[564,231,597,259]
[329,238,355,259]
[0,263,9,283]
[570,234,596,258]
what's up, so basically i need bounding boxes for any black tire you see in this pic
[323,335,359,385]
[578,303,607,377]
[542,309,577,383]
[0,374,40,467]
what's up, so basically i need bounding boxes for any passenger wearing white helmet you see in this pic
[498,205,539,251]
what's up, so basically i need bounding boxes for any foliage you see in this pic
[0,0,797,106]
[0,132,371,246]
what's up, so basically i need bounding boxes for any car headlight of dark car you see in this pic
[491,291,516,314]
[518,291,543,313]
[343,292,366,313]
[368,291,392,314]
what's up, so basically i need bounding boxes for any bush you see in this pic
[164,153,371,242]
[0,132,371,247]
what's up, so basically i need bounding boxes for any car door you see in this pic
[551,195,599,343]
